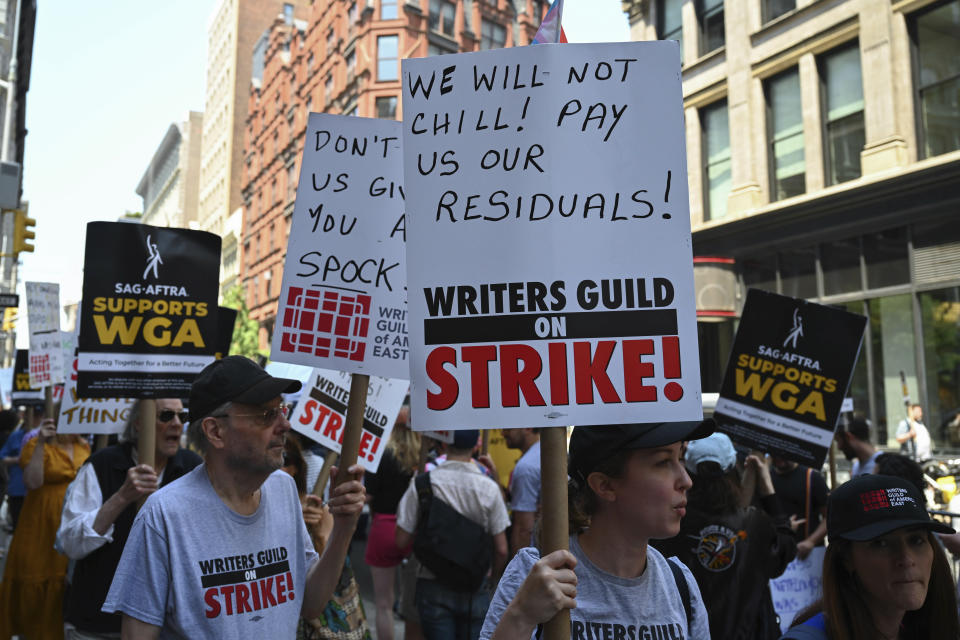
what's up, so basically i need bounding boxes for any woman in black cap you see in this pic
[479,420,715,640]
[780,474,960,640]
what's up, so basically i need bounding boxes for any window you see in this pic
[779,246,816,299]
[429,43,455,56]
[348,1,357,24]
[657,0,683,64]
[763,0,795,23]
[481,20,507,50]
[821,44,864,185]
[701,100,731,221]
[381,0,398,19]
[767,68,805,201]
[327,28,335,53]
[914,1,960,158]
[345,50,356,80]
[325,75,333,104]
[376,96,398,119]
[307,53,314,73]
[429,0,456,36]
[283,3,294,23]
[698,0,724,55]
[377,35,399,81]
[863,227,909,289]
[820,236,862,296]
[288,164,298,200]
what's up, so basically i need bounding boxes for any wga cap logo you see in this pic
[783,308,804,349]
[143,234,163,280]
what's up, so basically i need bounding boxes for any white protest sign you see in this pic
[25,282,64,387]
[769,547,825,632]
[421,429,455,444]
[401,42,702,429]
[270,114,408,379]
[290,367,407,473]
[0,367,12,407]
[57,345,135,434]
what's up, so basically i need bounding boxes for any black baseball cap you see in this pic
[828,474,954,541]
[189,356,301,423]
[568,419,715,486]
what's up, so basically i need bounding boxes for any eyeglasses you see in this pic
[213,405,291,428]
[158,410,189,424]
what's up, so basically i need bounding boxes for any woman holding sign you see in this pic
[780,474,960,640]
[479,421,714,640]
[0,418,89,639]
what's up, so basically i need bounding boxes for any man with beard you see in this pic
[57,398,202,638]
[834,417,881,477]
[103,356,366,639]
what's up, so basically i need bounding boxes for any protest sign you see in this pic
[401,42,701,429]
[26,282,64,387]
[270,114,408,379]
[58,339,135,435]
[12,349,43,404]
[420,429,454,444]
[77,222,221,398]
[0,366,12,407]
[290,367,407,473]
[769,547,825,632]
[215,306,238,359]
[715,289,867,467]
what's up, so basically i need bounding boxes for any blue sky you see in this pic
[15,0,629,339]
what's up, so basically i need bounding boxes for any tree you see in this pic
[221,284,265,359]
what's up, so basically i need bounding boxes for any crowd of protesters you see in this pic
[0,358,959,639]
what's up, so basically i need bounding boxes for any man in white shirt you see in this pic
[897,404,931,461]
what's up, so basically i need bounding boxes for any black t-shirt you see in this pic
[365,448,414,514]
[771,465,828,540]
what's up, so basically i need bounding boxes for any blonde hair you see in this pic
[387,407,420,472]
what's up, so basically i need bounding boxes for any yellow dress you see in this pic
[0,435,90,640]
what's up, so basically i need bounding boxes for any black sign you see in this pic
[12,349,43,403]
[714,289,866,468]
[77,222,221,398]
[215,306,238,359]
[0,293,19,308]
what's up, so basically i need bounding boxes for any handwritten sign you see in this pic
[270,114,408,380]
[715,289,866,467]
[769,547,825,632]
[401,42,702,429]
[289,367,407,473]
[26,282,64,387]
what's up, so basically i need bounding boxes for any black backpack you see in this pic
[413,472,493,592]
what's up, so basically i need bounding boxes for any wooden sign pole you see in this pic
[44,386,54,424]
[540,425,570,639]
[481,429,490,456]
[312,450,339,498]
[335,373,370,488]
[138,399,156,469]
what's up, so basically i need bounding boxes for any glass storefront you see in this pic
[920,286,960,446]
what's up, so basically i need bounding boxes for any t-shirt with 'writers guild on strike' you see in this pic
[102,466,318,639]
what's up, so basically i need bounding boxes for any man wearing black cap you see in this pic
[396,429,510,640]
[102,356,366,639]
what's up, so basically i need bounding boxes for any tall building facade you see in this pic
[200,0,308,295]
[136,112,204,229]
[242,0,551,348]
[624,0,960,448]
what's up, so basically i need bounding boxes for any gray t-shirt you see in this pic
[103,465,318,639]
[510,441,541,513]
[480,535,711,640]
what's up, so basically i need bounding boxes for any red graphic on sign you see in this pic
[860,489,890,512]
[29,354,51,384]
[279,286,371,361]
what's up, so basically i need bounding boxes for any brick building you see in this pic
[624,0,960,448]
[242,0,552,347]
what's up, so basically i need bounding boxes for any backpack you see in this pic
[413,472,493,592]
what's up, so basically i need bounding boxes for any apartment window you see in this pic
[283,3,294,23]
[429,0,456,36]
[307,53,314,73]
[381,0,398,19]
[698,0,724,55]
[325,75,333,103]
[288,163,298,199]
[376,96,398,119]
[327,28,335,53]
[701,100,731,221]
[346,50,356,80]
[481,20,507,50]
[307,96,313,113]
[378,35,399,81]
[657,0,683,64]
[429,43,456,56]
[763,0,795,23]
[767,68,805,201]
[348,1,358,24]
[914,1,960,158]
[271,179,277,204]
[821,44,865,185]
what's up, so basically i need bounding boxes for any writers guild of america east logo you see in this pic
[143,234,163,280]
[783,308,804,350]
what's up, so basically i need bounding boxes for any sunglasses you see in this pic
[214,405,291,428]
[157,410,189,424]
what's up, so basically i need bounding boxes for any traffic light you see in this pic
[2,307,17,331]
[13,209,35,255]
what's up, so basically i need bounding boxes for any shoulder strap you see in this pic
[804,467,812,539]
[667,558,693,631]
